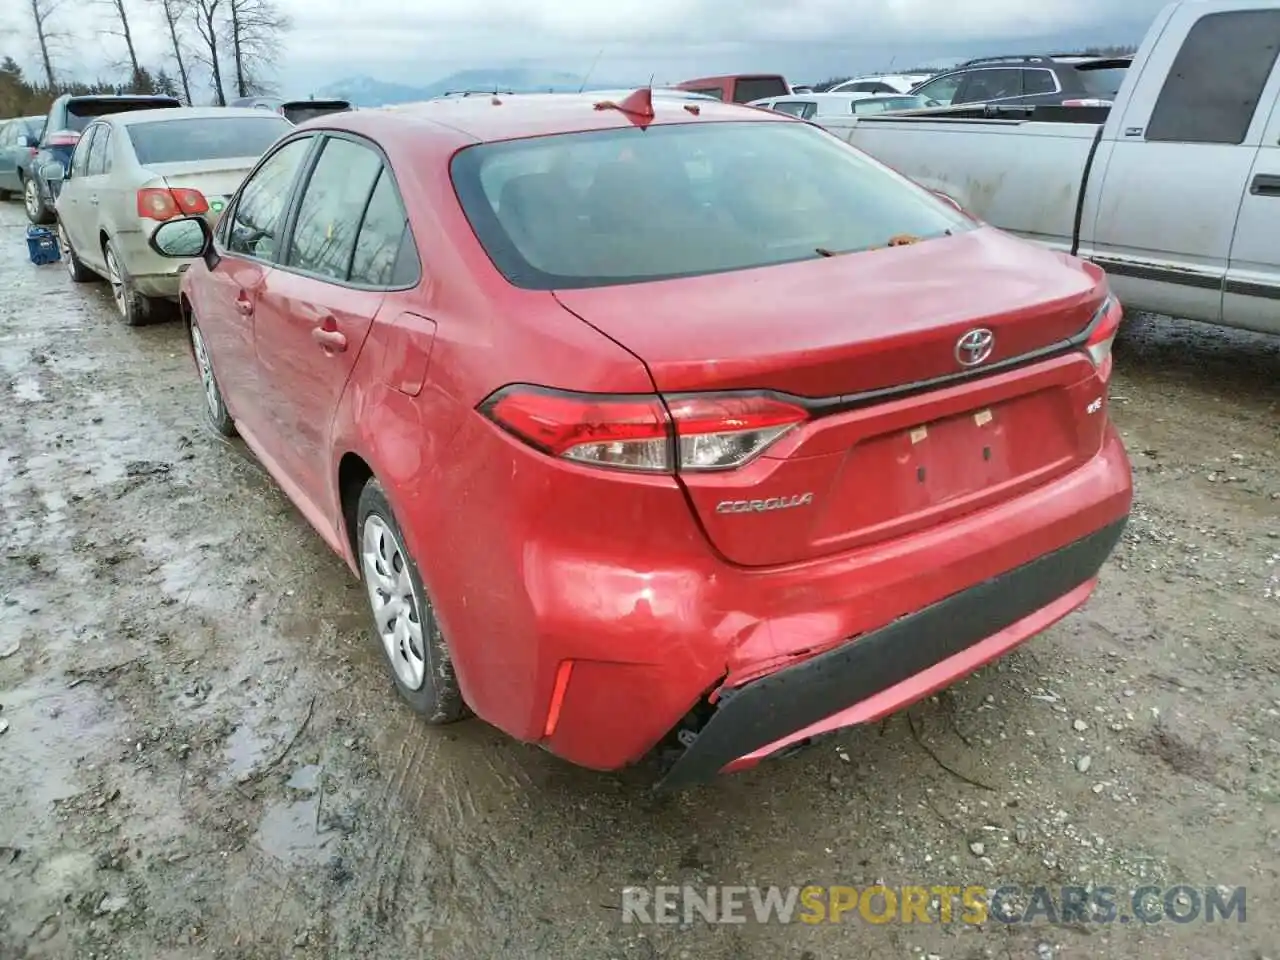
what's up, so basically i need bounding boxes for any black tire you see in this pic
[188,315,236,437]
[57,220,96,283]
[103,238,152,326]
[356,479,467,724]
[24,176,54,225]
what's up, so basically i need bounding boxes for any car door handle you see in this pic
[1249,174,1280,196]
[311,325,347,352]
[88,195,98,205]
[234,294,253,316]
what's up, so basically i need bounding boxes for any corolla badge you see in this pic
[954,328,995,367]
[716,493,814,514]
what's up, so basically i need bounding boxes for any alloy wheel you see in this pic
[361,514,427,691]
[104,247,126,318]
[190,323,220,422]
[24,179,40,219]
[57,222,75,279]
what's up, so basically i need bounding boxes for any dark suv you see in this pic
[909,55,1131,109]
[23,93,180,223]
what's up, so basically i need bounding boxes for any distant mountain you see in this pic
[317,68,635,107]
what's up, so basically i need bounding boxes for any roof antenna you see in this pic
[578,48,604,93]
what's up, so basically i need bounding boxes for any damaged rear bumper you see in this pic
[657,518,1127,790]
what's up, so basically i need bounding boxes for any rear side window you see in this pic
[733,77,789,103]
[284,137,383,281]
[1147,9,1280,143]
[127,117,290,164]
[1021,69,1057,95]
[451,120,969,290]
[70,126,96,176]
[771,101,816,119]
[87,126,112,175]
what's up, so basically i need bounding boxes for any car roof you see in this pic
[63,93,181,105]
[109,106,293,126]
[345,91,790,146]
[757,92,866,103]
[678,74,788,85]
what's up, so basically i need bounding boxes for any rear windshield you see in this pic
[282,102,351,124]
[66,98,179,131]
[1075,65,1128,98]
[853,96,932,113]
[733,77,789,103]
[451,120,970,290]
[126,116,291,164]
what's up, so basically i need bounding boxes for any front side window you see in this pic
[452,120,970,290]
[284,137,384,281]
[770,101,816,119]
[956,68,1021,103]
[913,74,962,105]
[225,136,313,260]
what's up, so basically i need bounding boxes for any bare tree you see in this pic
[27,0,67,87]
[189,0,225,105]
[226,0,288,98]
[97,0,142,83]
[151,0,193,103]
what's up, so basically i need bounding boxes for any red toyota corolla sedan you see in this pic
[147,89,1132,788]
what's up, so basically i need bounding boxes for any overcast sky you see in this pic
[4,0,1168,95]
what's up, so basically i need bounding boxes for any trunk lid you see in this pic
[143,159,258,221]
[553,228,1110,566]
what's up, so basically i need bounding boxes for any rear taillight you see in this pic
[137,187,209,221]
[45,130,79,147]
[481,386,808,474]
[1084,294,1123,375]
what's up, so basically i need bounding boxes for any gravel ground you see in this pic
[1,199,1278,960]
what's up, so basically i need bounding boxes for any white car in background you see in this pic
[849,93,945,114]
[827,74,934,95]
[46,106,291,325]
[747,91,881,119]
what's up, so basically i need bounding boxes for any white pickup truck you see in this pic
[821,0,1280,337]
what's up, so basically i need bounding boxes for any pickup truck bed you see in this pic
[821,0,1280,337]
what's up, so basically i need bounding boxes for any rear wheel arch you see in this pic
[338,452,374,561]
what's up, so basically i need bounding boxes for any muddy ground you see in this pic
[0,199,1277,960]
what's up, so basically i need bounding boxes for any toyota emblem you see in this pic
[954,328,995,367]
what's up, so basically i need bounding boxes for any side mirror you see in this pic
[149,216,212,258]
[41,161,65,182]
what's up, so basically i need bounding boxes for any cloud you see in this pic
[1,0,1164,94]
